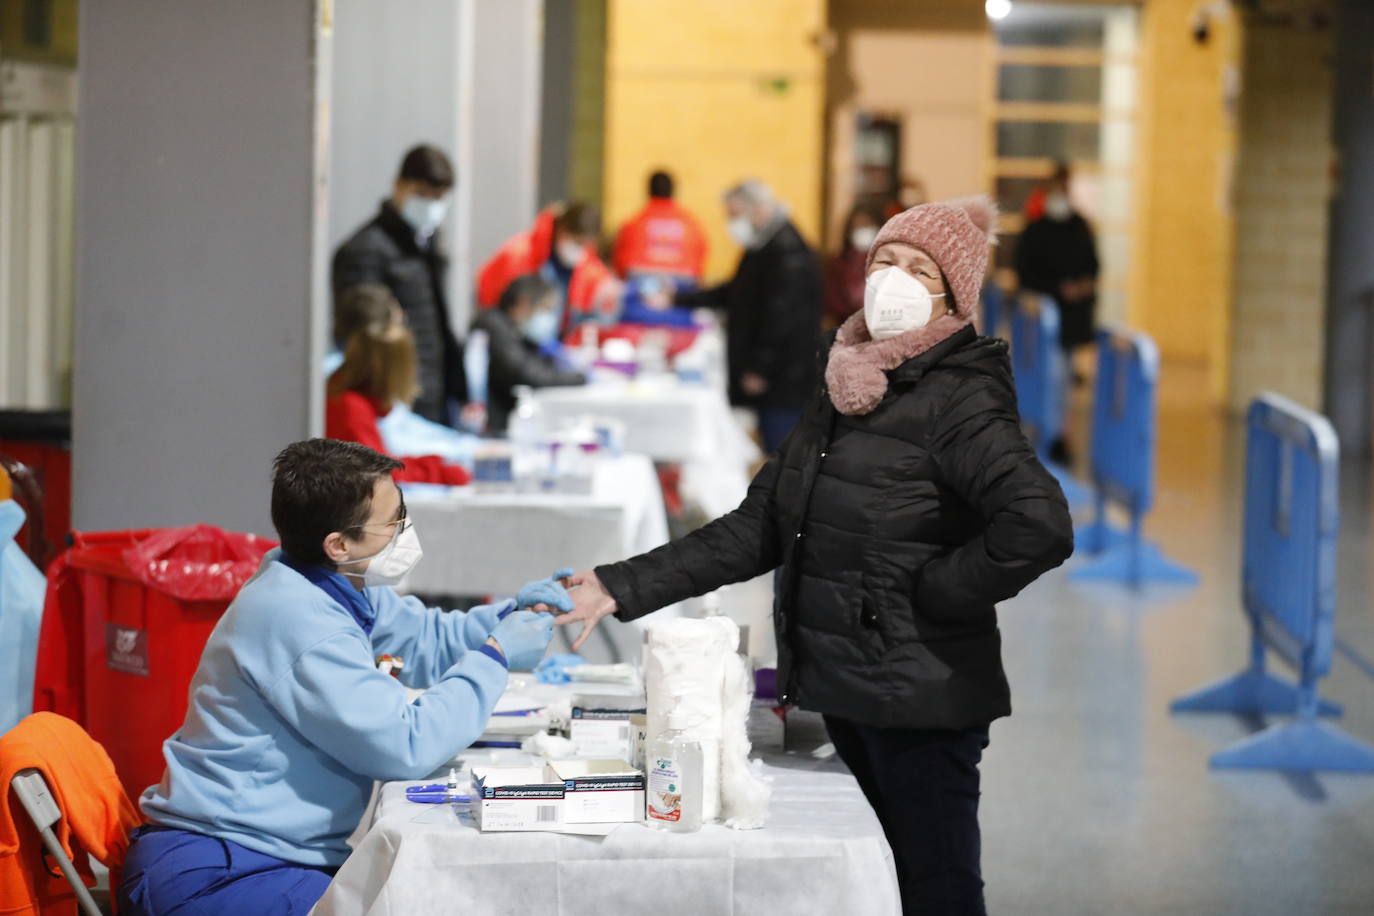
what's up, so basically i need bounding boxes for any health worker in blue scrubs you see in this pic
[118,438,570,915]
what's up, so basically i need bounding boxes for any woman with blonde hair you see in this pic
[326,284,471,485]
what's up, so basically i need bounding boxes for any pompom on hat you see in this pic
[864,195,998,319]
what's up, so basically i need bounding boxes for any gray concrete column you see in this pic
[1324,0,1374,457]
[469,0,545,278]
[328,0,466,323]
[73,1,330,536]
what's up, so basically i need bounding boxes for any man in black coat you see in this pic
[468,274,587,434]
[333,145,466,425]
[673,179,822,452]
[1014,163,1100,358]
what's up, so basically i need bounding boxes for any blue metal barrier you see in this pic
[1071,328,1198,589]
[981,284,1008,341]
[1171,394,1374,771]
[1009,294,1090,507]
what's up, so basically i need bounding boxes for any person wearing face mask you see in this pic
[468,274,587,433]
[824,200,887,326]
[477,202,623,338]
[611,170,709,327]
[1014,163,1100,365]
[119,439,569,915]
[555,196,1073,916]
[671,178,823,451]
[325,284,473,484]
[333,145,467,427]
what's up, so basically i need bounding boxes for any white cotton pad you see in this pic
[645,617,737,821]
[720,651,772,829]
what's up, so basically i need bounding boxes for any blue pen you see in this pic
[404,784,474,804]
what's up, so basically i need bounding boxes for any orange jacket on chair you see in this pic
[611,197,708,282]
[475,208,622,333]
[0,712,143,916]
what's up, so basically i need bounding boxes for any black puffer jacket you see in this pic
[470,309,586,433]
[596,325,1073,730]
[675,219,822,409]
[333,202,466,424]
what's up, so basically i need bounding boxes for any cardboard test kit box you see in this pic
[471,760,645,831]
[569,694,646,762]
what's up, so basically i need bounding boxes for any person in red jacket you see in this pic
[612,170,707,282]
[326,285,471,485]
[476,202,622,337]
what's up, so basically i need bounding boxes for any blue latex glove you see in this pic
[489,610,555,671]
[534,653,588,685]
[514,568,575,613]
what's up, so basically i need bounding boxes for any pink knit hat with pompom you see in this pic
[864,195,998,318]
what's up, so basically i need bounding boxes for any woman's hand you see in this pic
[555,570,619,651]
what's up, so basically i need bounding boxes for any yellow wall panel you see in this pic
[1129,0,1239,402]
[603,0,827,282]
[608,0,825,74]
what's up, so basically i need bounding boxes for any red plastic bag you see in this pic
[120,524,277,602]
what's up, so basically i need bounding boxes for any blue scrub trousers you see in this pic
[117,826,336,916]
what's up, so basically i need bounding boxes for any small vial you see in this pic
[647,712,703,832]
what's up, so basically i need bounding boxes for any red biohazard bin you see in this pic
[32,525,276,800]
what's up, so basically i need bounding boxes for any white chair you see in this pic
[11,768,103,916]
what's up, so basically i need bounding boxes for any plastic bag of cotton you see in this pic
[644,617,772,829]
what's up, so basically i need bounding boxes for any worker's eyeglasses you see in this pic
[345,493,407,535]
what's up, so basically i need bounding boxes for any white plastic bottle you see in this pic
[647,712,704,832]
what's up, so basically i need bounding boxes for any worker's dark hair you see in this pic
[397,144,455,190]
[1052,161,1072,183]
[271,439,402,566]
[553,202,601,239]
[497,273,557,313]
[333,283,397,348]
[648,171,675,199]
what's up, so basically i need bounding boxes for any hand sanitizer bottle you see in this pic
[647,712,703,832]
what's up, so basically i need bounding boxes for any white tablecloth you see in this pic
[313,754,899,916]
[396,453,677,664]
[528,377,760,519]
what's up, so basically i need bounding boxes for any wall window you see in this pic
[991,2,1138,327]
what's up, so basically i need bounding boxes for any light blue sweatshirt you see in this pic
[140,549,509,866]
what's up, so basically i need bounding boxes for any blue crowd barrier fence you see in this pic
[1171,393,1374,771]
[981,284,1008,341]
[1071,327,1197,589]
[1008,294,1090,507]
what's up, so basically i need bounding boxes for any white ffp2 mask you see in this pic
[556,240,587,269]
[727,216,756,247]
[402,196,448,237]
[850,226,878,251]
[863,266,945,341]
[339,521,423,588]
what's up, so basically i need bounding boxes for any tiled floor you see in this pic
[980,369,1374,914]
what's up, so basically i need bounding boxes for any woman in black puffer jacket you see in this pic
[560,196,1073,916]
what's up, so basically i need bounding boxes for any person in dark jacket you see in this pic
[673,179,822,452]
[469,274,586,434]
[556,196,1073,916]
[333,145,466,425]
[1014,163,1099,359]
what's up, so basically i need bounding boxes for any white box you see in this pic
[548,759,645,824]
[629,713,648,772]
[470,765,564,832]
[569,695,645,762]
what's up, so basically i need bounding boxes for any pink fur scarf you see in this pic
[824,310,971,416]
